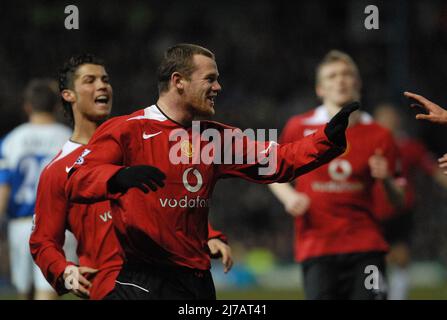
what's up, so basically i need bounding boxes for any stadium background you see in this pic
[1,0,447,299]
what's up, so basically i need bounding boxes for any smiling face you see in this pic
[63,63,113,122]
[316,60,360,107]
[182,54,222,117]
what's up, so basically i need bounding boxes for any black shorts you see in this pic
[104,262,216,300]
[382,210,413,245]
[301,251,387,300]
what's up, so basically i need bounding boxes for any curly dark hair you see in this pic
[58,53,105,123]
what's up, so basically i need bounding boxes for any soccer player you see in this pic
[269,50,404,300]
[0,79,72,300]
[65,43,356,300]
[30,54,232,300]
[373,103,447,300]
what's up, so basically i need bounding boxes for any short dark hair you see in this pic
[157,44,215,94]
[58,53,105,122]
[24,78,58,113]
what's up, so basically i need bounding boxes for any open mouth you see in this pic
[95,95,110,105]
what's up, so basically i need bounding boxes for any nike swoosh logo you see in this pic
[260,141,278,154]
[65,166,73,173]
[143,131,162,139]
[304,129,318,137]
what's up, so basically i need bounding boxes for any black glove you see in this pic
[324,101,360,148]
[108,165,166,194]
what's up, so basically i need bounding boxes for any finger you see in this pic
[439,162,447,168]
[154,169,167,181]
[144,180,158,192]
[404,91,431,105]
[79,267,99,274]
[415,114,434,121]
[146,168,166,181]
[135,183,150,193]
[73,285,90,298]
[78,274,92,288]
[151,176,165,188]
[225,257,234,273]
[341,101,361,114]
[221,248,229,266]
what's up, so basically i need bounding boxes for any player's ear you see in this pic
[61,89,75,103]
[171,72,185,92]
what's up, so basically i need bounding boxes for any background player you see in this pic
[30,54,232,300]
[373,103,447,299]
[0,79,72,299]
[269,50,403,300]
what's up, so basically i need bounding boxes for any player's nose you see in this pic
[213,81,222,92]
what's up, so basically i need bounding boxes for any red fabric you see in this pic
[280,108,400,262]
[373,137,436,221]
[208,224,228,243]
[30,142,123,300]
[66,105,344,271]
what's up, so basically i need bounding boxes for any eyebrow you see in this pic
[205,72,219,78]
[80,73,108,80]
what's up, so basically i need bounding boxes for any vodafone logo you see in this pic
[182,168,203,193]
[328,159,352,181]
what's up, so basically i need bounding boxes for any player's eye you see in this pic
[83,76,95,83]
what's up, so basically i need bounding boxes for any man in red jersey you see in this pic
[269,50,404,300]
[373,103,447,300]
[30,54,232,300]
[65,44,356,300]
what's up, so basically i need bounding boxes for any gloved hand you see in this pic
[324,101,360,148]
[108,165,166,194]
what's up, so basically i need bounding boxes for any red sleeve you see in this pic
[29,168,75,295]
[208,223,228,243]
[378,129,400,177]
[216,124,344,184]
[65,119,126,203]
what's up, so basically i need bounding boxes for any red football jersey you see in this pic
[66,104,344,271]
[373,137,436,221]
[281,106,399,262]
[30,140,229,299]
[30,140,123,300]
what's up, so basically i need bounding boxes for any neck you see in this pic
[157,93,194,126]
[71,113,100,145]
[29,112,55,124]
[323,100,361,127]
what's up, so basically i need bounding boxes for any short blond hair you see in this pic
[315,50,361,85]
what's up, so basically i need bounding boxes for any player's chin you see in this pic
[198,104,215,117]
[88,109,111,122]
[336,96,357,107]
